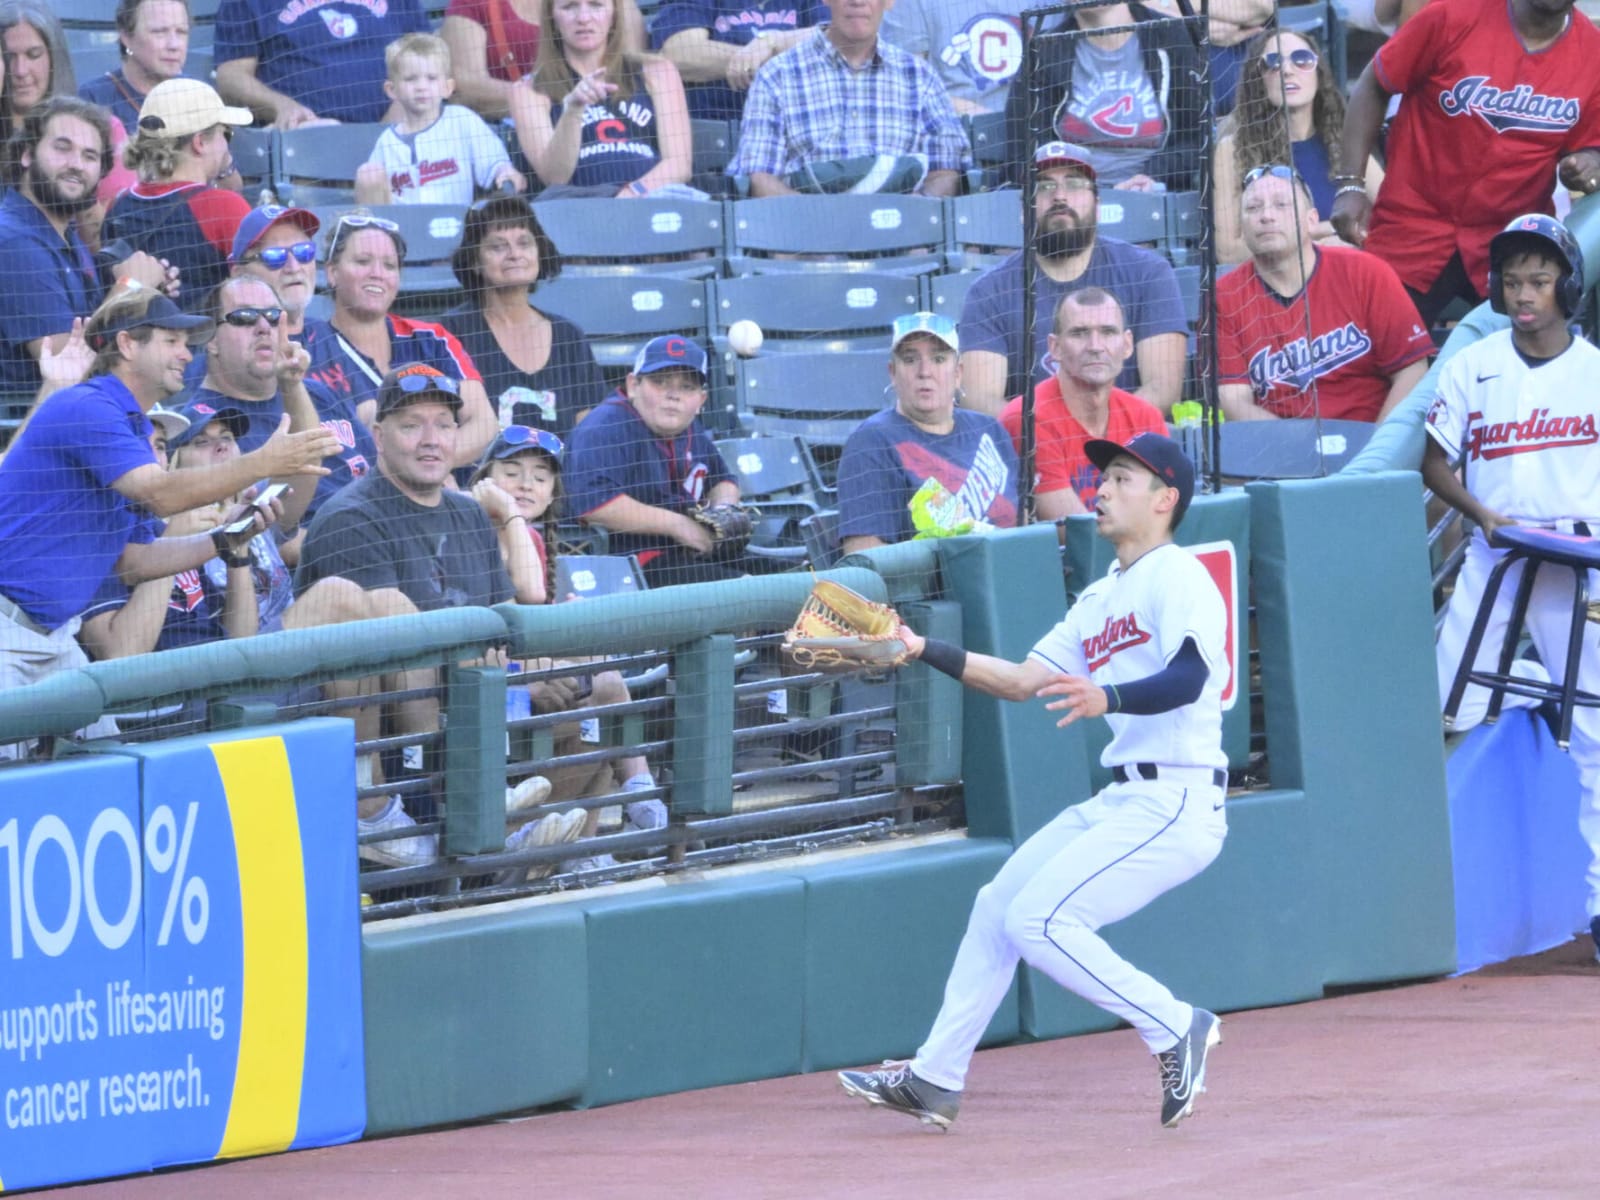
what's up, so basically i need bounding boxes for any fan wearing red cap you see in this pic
[839,431,1232,1133]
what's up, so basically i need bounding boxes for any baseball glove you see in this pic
[692,504,755,558]
[783,580,910,674]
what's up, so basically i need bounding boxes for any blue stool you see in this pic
[1442,525,1600,750]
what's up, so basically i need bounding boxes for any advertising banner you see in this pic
[0,719,364,1190]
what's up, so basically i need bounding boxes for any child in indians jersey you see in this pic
[1363,0,1600,300]
[360,34,523,206]
[1423,215,1600,962]
[1217,244,1433,421]
[838,433,1233,1132]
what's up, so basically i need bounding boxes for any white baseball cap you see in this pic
[138,78,253,140]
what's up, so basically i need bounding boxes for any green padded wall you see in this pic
[578,876,807,1107]
[1248,471,1457,984]
[362,904,589,1133]
[936,525,1089,843]
[790,838,1017,1071]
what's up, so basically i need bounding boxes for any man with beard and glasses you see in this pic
[958,142,1188,417]
[0,96,175,393]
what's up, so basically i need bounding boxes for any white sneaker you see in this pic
[499,808,588,883]
[506,774,554,816]
[622,777,667,832]
[358,795,438,868]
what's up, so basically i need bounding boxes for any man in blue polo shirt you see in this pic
[0,287,339,755]
[564,335,752,589]
[0,97,175,395]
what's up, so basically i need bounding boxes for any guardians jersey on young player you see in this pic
[1028,542,1229,772]
[1425,329,1600,524]
[1217,245,1434,421]
[1367,0,1600,292]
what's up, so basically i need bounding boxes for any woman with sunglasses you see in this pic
[441,195,605,440]
[1212,29,1382,264]
[470,423,664,875]
[104,79,254,310]
[509,0,692,197]
[300,208,498,470]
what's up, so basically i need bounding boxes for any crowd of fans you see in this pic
[0,0,1598,874]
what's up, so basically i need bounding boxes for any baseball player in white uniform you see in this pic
[1424,213,1600,964]
[840,432,1231,1130]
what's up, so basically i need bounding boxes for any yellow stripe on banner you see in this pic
[211,738,309,1158]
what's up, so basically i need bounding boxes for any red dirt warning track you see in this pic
[53,938,1598,1199]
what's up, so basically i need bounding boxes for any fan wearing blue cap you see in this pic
[839,431,1233,1134]
[837,311,1018,555]
[564,335,750,589]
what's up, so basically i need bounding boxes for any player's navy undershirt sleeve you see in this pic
[1101,638,1207,715]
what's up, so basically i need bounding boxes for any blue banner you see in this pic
[0,719,364,1191]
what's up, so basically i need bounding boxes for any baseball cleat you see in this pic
[1158,1008,1221,1128]
[838,1061,961,1130]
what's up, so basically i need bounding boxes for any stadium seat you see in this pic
[716,435,822,565]
[66,40,124,86]
[51,0,118,27]
[690,119,739,198]
[533,197,725,278]
[967,112,1010,169]
[1164,191,1202,265]
[1174,265,1201,325]
[801,509,841,569]
[735,350,889,462]
[278,124,389,206]
[727,195,948,275]
[232,127,278,201]
[945,190,1023,270]
[926,271,980,322]
[309,204,465,315]
[708,272,921,354]
[554,554,647,598]
[534,275,711,373]
[1096,192,1168,247]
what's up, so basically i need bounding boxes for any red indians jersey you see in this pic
[1217,246,1433,421]
[1368,0,1600,291]
[998,377,1166,506]
[1426,330,1600,523]
[1028,542,1228,771]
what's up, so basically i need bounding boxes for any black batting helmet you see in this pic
[1487,213,1585,318]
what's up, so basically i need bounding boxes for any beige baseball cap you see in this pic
[137,78,253,140]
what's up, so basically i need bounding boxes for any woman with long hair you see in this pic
[441,194,605,439]
[510,0,691,196]
[1213,28,1383,263]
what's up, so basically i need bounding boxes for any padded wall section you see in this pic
[361,904,589,1134]
[937,525,1089,842]
[1248,471,1457,984]
[792,839,1017,1071]
[580,876,806,1107]
[1020,790,1322,1038]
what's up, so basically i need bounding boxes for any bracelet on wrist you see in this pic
[1329,173,1364,186]
[1333,183,1368,201]
[500,514,525,529]
[211,528,253,568]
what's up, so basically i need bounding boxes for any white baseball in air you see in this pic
[728,319,764,357]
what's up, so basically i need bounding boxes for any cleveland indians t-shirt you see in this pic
[1054,34,1166,185]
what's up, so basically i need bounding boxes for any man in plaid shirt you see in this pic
[727,0,971,197]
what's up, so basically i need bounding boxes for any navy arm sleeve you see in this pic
[1101,637,1207,715]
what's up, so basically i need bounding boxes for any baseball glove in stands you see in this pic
[692,504,755,557]
[783,580,910,673]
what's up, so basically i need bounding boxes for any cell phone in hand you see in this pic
[220,482,290,536]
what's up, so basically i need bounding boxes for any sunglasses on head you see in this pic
[334,212,401,237]
[1243,163,1309,188]
[498,425,563,456]
[222,306,284,328]
[1261,47,1318,72]
[390,370,461,397]
[245,241,316,270]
